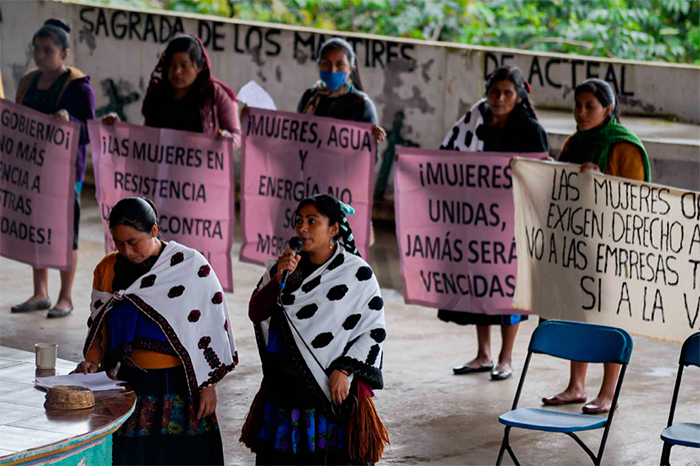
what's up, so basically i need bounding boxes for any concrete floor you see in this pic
[1,192,698,465]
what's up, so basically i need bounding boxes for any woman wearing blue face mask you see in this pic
[298,38,386,145]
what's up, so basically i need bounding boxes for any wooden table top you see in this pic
[0,346,136,465]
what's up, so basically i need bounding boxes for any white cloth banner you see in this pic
[512,159,700,342]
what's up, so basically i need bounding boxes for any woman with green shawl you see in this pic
[542,78,650,415]
[558,78,650,181]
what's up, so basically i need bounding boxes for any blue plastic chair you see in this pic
[660,332,700,465]
[496,320,633,466]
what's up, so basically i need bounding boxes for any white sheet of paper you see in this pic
[237,81,277,110]
[36,371,125,391]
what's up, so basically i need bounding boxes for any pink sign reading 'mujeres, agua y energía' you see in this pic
[241,108,375,265]
[88,121,235,291]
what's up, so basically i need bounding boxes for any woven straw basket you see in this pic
[44,385,95,410]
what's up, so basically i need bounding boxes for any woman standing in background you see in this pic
[103,34,240,146]
[543,77,650,414]
[439,66,548,381]
[11,18,95,318]
[298,37,386,146]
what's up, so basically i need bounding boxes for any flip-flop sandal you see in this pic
[542,394,588,406]
[582,402,618,415]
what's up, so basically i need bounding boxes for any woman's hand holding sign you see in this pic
[579,162,600,173]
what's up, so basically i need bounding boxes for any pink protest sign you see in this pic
[240,108,375,265]
[0,99,78,270]
[88,121,235,291]
[394,147,544,314]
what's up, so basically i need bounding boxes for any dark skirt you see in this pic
[113,364,224,466]
[252,371,352,465]
[438,309,528,326]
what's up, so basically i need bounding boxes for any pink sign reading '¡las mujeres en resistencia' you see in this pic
[240,108,375,265]
[0,99,78,270]
[89,121,236,291]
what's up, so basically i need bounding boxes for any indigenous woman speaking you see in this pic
[438,66,548,381]
[73,197,238,465]
[11,19,96,318]
[241,194,389,465]
[542,78,650,415]
[103,34,240,146]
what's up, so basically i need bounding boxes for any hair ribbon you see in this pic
[339,201,355,215]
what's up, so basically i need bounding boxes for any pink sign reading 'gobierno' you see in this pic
[395,147,545,314]
[89,121,235,291]
[240,108,375,265]
[0,99,78,270]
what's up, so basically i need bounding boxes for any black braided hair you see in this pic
[295,194,360,257]
[485,66,538,120]
[109,197,161,238]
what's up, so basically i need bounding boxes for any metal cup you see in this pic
[35,343,58,370]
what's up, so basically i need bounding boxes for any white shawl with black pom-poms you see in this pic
[86,241,238,395]
[441,98,487,152]
[256,246,386,402]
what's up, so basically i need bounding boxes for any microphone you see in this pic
[279,237,303,292]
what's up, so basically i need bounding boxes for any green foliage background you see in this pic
[85,0,700,65]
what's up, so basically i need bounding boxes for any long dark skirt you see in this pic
[113,364,224,466]
[252,371,353,466]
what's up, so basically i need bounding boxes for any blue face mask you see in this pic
[320,70,348,92]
